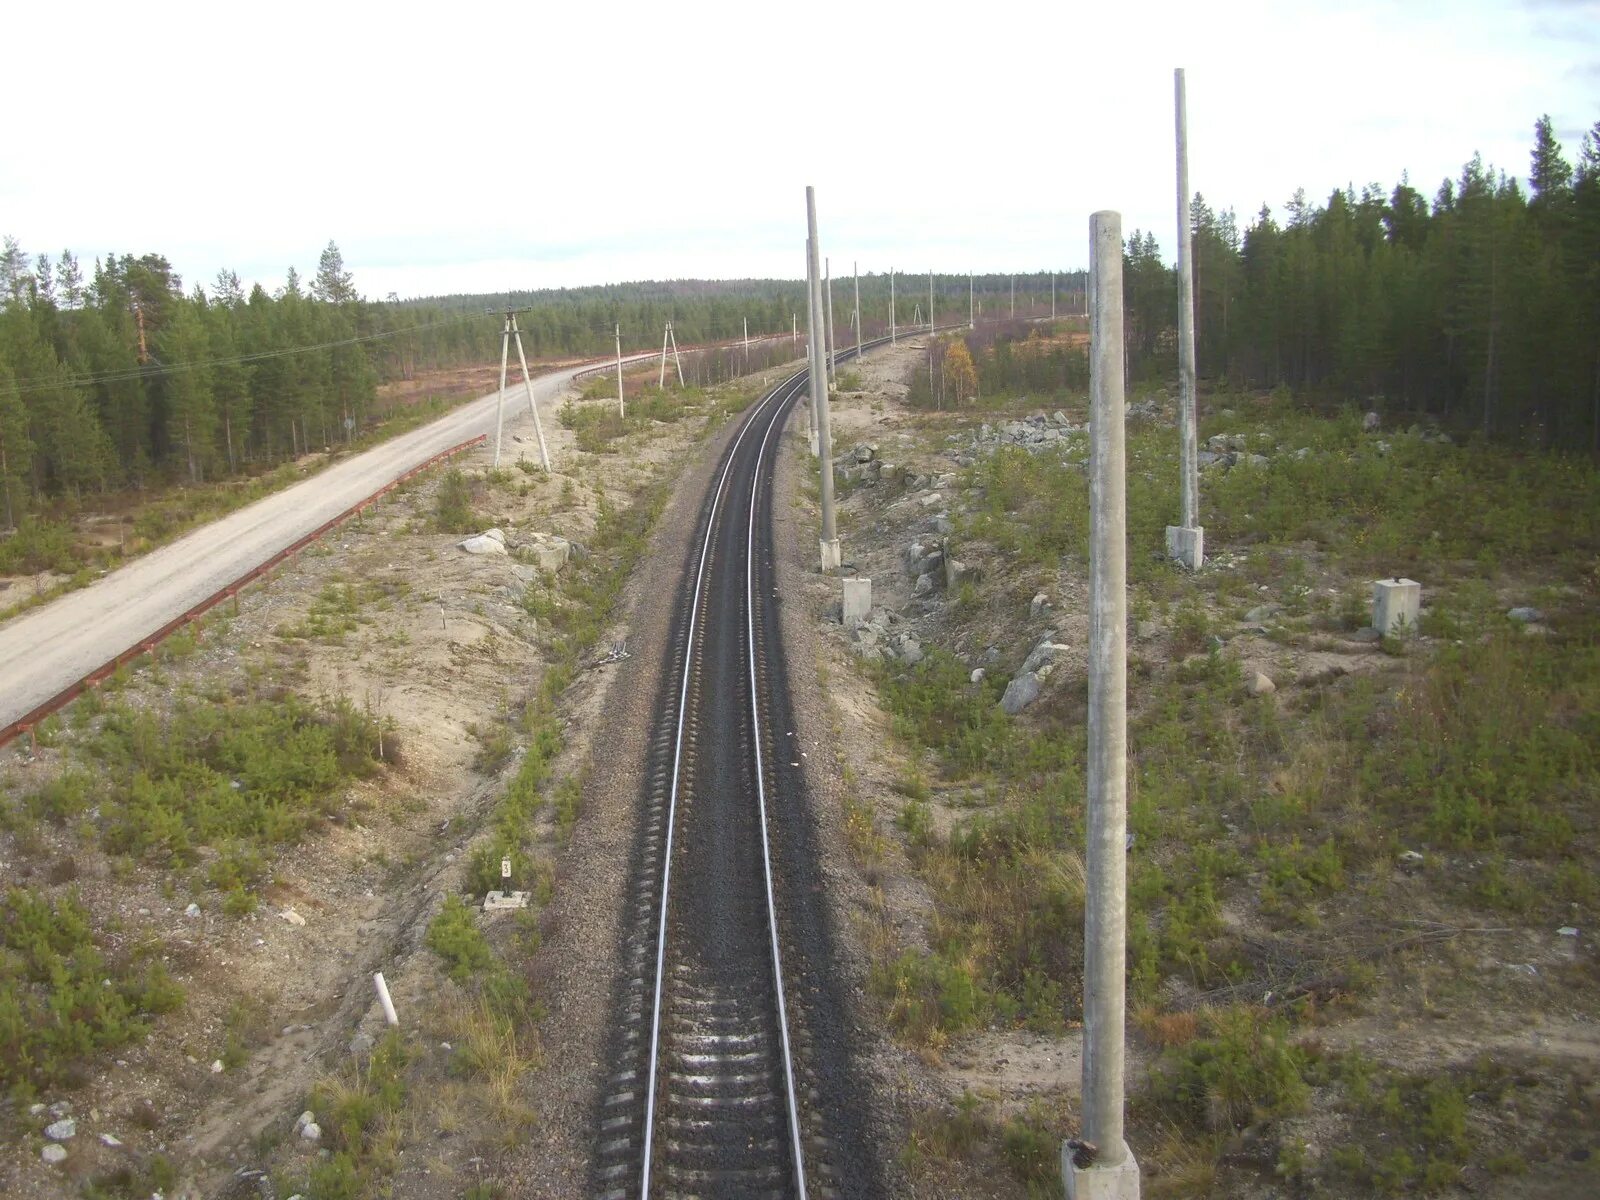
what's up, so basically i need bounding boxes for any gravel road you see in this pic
[0,356,649,732]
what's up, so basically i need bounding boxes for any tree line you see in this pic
[1131,113,1600,450]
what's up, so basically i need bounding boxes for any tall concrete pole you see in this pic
[792,312,797,348]
[510,315,550,471]
[890,269,896,345]
[969,272,975,329]
[1052,270,1057,320]
[1011,275,1015,318]
[806,187,839,570]
[743,316,749,372]
[928,270,934,334]
[615,323,624,419]
[853,261,862,364]
[1175,67,1199,533]
[825,257,837,385]
[659,322,669,390]
[493,313,510,467]
[1073,209,1138,1193]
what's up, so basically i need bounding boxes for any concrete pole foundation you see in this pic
[1066,209,1140,1198]
[1164,524,1203,571]
[1372,578,1421,634]
[1063,1143,1142,1200]
[820,538,842,572]
[841,577,872,626]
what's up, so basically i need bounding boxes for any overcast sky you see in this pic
[4,0,1596,301]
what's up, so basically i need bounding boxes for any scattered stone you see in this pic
[211,1058,225,1073]
[1398,850,1425,872]
[48,1101,71,1118]
[851,625,880,648]
[1245,453,1269,467]
[280,908,306,927]
[896,635,925,666]
[44,1118,76,1141]
[28,1104,44,1117]
[852,442,877,463]
[185,902,200,918]
[1021,639,1070,676]
[41,1144,67,1165]
[1030,592,1050,617]
[1001,672,1042,715]
[294,1111,316,1134]
[1558,926,1579,938]
[1363,411,1381,432]
[99,1133,123,1148]
[1246,672,1276,697]
[517,533,572,573]
[913,573,935,597]
[299,1121,322,1143]
[944,556,978,589]
[970,668,986,684]
[1244,604,1282,624]
[458,528,508,556]
[1506,606,1543,624]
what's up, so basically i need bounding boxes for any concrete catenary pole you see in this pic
[743,316,749,371]
[493,313,511,467]
[659,322,670,390]
[615,323,624,419]
[806,188,840,570]
[928,270,934,334]
[792,312,797,348]
[1068,210,1140,1197]
[853,261,862,364]
[510,315,550,471]
[825,256,837,386]
[890,269,896,345]
[969,272,975,330]
[1011,275,1015,319]
[1175,67,1199,535]
[1052,270,1057,319]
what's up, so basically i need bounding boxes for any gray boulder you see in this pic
[1506,606,1543,623]
[458,528,508,556]
[1001,672,1042,714]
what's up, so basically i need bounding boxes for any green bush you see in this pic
[0,889,183,1096]
[426,895,495,983]
[1149,1006,1311,1131]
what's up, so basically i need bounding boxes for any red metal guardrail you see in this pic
[0,433,487,752]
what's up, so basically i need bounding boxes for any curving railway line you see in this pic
[592,342,891,1198]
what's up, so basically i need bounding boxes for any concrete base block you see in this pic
[1164,525,1204,571]
[1062,1142,1141,1200]
[1372,577,1421,635]
[808,430,820,457]
[483,891,529,911]
[842,577,872,627]
[819,538,842,573]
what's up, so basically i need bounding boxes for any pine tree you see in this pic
[312,241,357,304]
[0,360,33,528]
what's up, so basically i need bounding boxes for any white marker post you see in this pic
[1064,211,1140,1200]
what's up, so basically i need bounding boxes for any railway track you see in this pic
[592,343,890,1198]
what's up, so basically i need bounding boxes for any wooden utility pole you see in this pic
[493,310,549,470]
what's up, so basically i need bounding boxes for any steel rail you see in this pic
[636,328,902,1196]
[638,366,809,1197]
